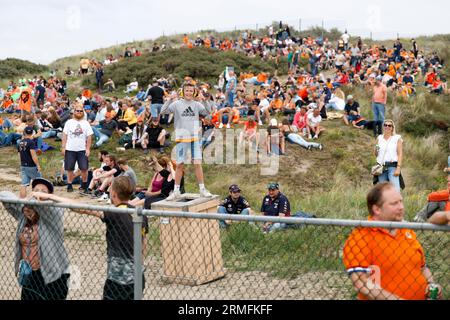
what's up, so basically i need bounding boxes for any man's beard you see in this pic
[74,113,84,120]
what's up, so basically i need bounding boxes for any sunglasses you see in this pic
[384,124,393,128]
[75,110,84,113]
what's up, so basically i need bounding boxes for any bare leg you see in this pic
[193,162,204,184]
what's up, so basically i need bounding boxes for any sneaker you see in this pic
[226,123,231,129]
[98,193,109,202]
[80,189,92,196]
[313,135,319,140]
[308,134,312,139]
[219,123,224,129]
[307,145,313,151]
[200,188,213,198]
[318,144,323,151]
[67,184,74,193]
[413,211,428,223]
[91,190,103,198]
[258,120,263,126]
[166,190,181,201]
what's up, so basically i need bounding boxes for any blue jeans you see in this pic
[372,103,385,123]
[1,132,21,147]
[96,132,110,147]
[0,118,13,130]
[42,130,57,139]
[266,222,287,233]
[378,166,400,191]
[226,91,235,107]
[150,104,163,118]
[286,134,320,149]
[447,156,450,168]
[217,206,250,228]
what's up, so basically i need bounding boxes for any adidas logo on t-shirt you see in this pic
[181,106,195,117]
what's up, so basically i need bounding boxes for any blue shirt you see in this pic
[261,192,291,217]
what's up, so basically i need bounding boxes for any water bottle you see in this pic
[429,283,439,300]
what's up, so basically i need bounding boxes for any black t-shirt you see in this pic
[147,86,165,104]
[102,204,149,259]
[344,101,360,115]
[18,138,36,167]
[146,126,163,143]
[219,195,250,214]
[35,85,46,100]
[159,169,174,198]
[112,165,122,177]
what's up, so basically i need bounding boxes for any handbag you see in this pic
[371,137,391,176]
[371,163,384,176]
[17,225,33,287]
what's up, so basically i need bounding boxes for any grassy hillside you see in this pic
[81,47,288,89]
[0,58,48,80]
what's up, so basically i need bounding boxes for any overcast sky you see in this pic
[1,0,449,65]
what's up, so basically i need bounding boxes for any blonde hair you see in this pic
[383,119,397,136]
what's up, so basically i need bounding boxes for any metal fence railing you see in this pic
[0,198,449,300]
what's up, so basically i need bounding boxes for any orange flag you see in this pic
[18,88,32,113]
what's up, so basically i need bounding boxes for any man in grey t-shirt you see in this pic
[117,159,137,187]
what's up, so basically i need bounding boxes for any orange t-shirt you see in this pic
[343,221,428,300]
[427,190,450,211]
[256,73,267,83]
[270,99,283,110]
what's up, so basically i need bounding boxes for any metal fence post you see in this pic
[133,207,143,300]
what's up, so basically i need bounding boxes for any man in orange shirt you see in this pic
[343,182,443,300]
[372,76,387,136]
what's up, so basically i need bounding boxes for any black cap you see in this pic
[32,178,54,194]
[24,126,34,135]
[229,184,241,192]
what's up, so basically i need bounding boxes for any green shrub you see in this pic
[0,58,48,79]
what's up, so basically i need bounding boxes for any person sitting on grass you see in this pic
[280,118,323,151]
[306,106,325,139]
[32,176,149,300]
[238,116,259,150]
[266,119,285,156]
[217,184,251,228]
[261,182,291,233]
[131,116,148,151]
[145,117,166,154]
[414,174,450,222]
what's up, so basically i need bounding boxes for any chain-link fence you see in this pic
[0,198,449,300]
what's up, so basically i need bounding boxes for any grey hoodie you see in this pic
[161,98,210,142]
[0,192,70,285]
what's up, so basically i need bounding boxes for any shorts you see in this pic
[347,115,359,123]
[21,166,41,186]
[150,103,163,118]
[64,150,89,171]
[176,140,202,164]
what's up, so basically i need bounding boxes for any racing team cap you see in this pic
[229,184,241,192]
[267,182,279,190]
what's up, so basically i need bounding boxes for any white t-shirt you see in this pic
[63,119,94,151]
[307,113,322,127]
[341,33,350,44]
[377,134,402,164]
[259,99,270,112]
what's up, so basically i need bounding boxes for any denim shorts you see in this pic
[176,140,202,164]
[21,166,41,186]
[150,104,163,118]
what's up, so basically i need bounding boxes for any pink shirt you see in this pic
[373,84,387,104]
